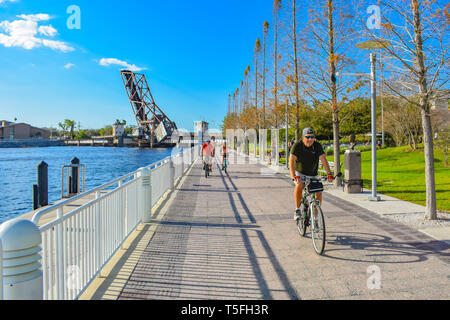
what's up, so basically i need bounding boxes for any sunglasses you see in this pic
[304,136,315,139]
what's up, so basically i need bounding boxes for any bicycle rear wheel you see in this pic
[310,203,326,255]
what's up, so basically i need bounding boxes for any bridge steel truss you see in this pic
[120,70,177,143]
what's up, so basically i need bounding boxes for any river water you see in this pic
[0,146,180,224]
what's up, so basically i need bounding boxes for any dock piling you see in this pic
[33,161,48,210]
[70,157,80,195]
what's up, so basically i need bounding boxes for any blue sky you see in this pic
[0,0,274,131]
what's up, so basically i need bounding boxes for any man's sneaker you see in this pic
[294,208,302,221]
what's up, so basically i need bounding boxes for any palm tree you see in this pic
[254,38,262,128]
[273,0,282,129]
[263,21,269,129]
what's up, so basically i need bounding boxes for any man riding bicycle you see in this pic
[289,127,334,220]
[202,139,214,173]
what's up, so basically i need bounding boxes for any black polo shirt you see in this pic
[290,140,325,176]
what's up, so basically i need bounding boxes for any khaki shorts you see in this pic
[295,171,319,180]
[203,154,212,163]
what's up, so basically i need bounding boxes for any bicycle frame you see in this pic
[301,179,322,208]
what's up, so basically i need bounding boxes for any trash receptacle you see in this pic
[344,150,362,193]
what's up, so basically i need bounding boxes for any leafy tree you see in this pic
[75,130,89,140]
[340,98,372,136]
[99,125,112,136]
[58,119,76,139]
[360,0,449,219]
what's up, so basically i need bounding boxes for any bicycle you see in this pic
[295,172,342,255]
[221,156,228,174]
[203,161,211,178]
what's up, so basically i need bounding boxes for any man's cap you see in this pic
[302,127,314,136]
[205,139,211,142]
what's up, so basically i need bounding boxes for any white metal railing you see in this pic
[16,146,198,300]
[0,239,2,300]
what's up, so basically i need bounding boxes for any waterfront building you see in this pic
[0,120,50,140]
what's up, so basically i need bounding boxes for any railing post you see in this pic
[181,150,185,174]
[169,158,175,189]
[139,167,152,223]
[0,219,43,300]
[56,208,64,299]
[95,192,104,278]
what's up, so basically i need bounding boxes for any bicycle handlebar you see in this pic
[292,172,342,183]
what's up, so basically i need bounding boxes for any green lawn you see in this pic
[327,145,450,211]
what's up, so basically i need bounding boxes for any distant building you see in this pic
[194,121,209,143]
[0,120,50,140]
[112,123,125,137]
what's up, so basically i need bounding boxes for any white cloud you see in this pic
[17,14,51,22]
[0,0,19,4]
[99,58,145,72]
[0,14,73,52]
[64,63,75,69]
[38,25,57,37]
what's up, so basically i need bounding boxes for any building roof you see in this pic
[0,121,50,132]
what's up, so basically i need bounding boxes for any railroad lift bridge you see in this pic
[121,70,178,147]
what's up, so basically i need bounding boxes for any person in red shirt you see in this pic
[221,141,228,171]
[202,139,214,173]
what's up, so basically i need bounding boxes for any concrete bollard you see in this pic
[344,150,362,193]
[0,219,43,300]
[138,167,152,223]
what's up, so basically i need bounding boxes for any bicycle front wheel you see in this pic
[296,210,307,237]
[310,203,326,255]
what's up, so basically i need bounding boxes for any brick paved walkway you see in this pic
[115,155,450,300]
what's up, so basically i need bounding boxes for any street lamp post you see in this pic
[356,40,391,201]
[286,98,289,169]
[368,53,381,201]
[338,40,389,202]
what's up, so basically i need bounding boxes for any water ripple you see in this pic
[0,146,178,224]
